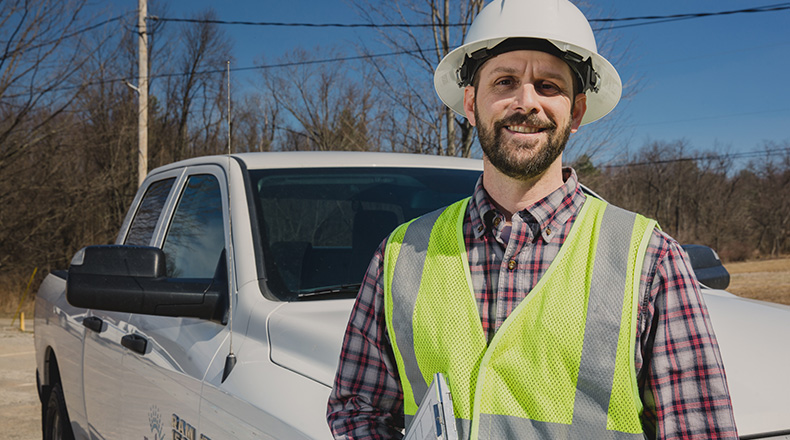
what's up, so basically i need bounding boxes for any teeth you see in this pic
[507,125,541,134]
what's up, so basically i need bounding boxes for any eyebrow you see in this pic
[488,66,520,76]
[485,65,571,85]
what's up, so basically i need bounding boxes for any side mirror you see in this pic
[681,244,730,290]
[66,245,227,323]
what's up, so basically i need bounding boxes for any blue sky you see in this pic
[601,1,789,166]
[106,1,789,166]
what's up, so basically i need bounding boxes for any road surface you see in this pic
[1,318,40,440]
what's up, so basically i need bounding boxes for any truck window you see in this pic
[125,178,176,245]
[248,167,480,299]
[163,174,225,279]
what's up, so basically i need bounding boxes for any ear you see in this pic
[570,93,587,133]
[463,85,477,127]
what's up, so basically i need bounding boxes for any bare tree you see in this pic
[580,138,790,261]
[0,0,93,190]
[259,48,387,152]
[232,94,279,152]
[0,3,237,282]
[153,8,233,163]
[745,142,790,257]
[0,0,113,276]
[350,0,482,157]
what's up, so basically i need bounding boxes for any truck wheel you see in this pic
[43,383,75,440]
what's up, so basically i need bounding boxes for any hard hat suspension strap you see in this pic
[457,38,599,94]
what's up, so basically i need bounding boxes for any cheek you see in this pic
[546,99,574,123]
[476,96,511,122]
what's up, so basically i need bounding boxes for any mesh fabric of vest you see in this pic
[385,199,484,420]
[384,197,652,438]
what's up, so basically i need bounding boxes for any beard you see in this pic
[476,107,572,181]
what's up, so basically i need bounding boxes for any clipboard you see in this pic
[403,373,458,440]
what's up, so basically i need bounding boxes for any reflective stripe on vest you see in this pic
[383,196,656,440]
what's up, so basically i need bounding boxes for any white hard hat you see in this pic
[434,0,622,125]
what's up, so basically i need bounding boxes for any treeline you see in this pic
[578,140,790,262]
[2,0,483,300]
[1,1,788,304]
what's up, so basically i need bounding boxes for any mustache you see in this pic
[494,113,556,131]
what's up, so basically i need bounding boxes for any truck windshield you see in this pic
[248,167,481,300]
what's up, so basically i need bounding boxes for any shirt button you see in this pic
[477,225,484,233]
[493,216,501,227]
[508,260,517,270]
[545,227,552,235]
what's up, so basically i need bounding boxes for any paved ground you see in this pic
[0,318,39,440]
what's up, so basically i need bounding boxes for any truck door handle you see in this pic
[82,316,104,333]
[121,334,148,355]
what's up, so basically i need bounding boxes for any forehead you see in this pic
[477,50,574,83]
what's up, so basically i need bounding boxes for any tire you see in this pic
[43,382,75,440]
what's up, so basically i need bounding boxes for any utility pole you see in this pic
[138,0,148,187]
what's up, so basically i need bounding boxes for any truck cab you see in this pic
[37,152,484,439]
[35,152,790,439]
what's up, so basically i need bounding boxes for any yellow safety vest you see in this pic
[383,196,655,440]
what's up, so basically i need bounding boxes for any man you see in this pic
[327,0,738,439]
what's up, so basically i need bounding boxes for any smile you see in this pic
[506,125,544,134]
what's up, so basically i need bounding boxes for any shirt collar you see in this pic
[469,167,586,242]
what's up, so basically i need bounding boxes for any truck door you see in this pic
[120,167,230,439]
[80,309,130,438]
[81,175,176,438]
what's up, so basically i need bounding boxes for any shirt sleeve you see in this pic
[327,240,405,440]
[637,229,739,440]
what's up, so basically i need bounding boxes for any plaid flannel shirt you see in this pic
[327,169,738,440]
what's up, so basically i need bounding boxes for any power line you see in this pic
[149,16,442,28]
[6,2,789,61]
[4,3,790,98]
[590,2,790,30]
[229,48,422,72]
[149,3,790,30]
[604,146,790,168]
[597,2,790,23]
[0,46,430,99]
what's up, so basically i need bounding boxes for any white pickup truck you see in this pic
[35,152,790,440]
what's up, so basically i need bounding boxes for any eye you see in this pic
[494,77,515,87]
[536,81,562,96]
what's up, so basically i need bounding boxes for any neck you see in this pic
[482,156,565,220]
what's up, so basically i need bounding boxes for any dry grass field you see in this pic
[724,256,790,305]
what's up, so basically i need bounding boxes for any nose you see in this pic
[511,84,540,114]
